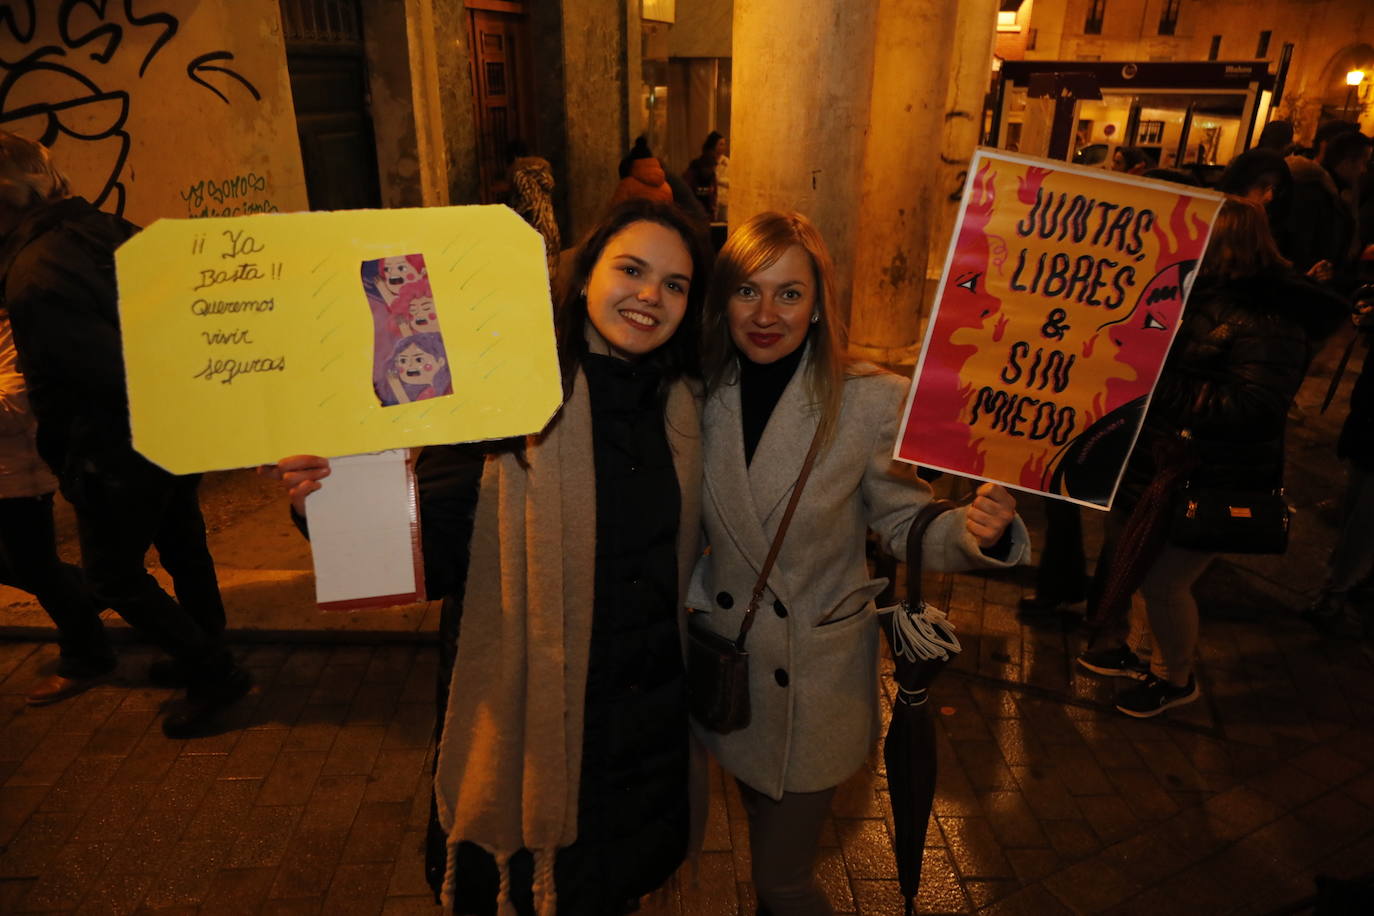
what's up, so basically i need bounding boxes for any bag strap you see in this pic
[732,423,826,650]
[904,499,960,609]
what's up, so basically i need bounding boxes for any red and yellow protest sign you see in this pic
[895,149,1223,509]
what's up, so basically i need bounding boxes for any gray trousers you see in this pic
[736,780,836,916]
[1098,511,1216,686]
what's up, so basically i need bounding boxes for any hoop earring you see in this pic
[810,313,820,324]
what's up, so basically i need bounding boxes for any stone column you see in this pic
[731,0,986,364]
[363,0,422,207]
[929,0,999,316]
[728,0,880,319]
[403,0,480,206]
[847,0,961,363]
[558,0,635,240]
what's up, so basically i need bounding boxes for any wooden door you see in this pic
[280,0,381,211]
[286,52,382,211]
[468,7,534,204]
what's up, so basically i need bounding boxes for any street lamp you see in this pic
[1347,70,1367,119]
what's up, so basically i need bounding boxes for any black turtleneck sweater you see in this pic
[740,344,806,465]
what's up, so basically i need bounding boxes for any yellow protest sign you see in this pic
[117,206,561,474]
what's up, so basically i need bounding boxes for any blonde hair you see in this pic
[0,132,70,210]
[702,210,854,445]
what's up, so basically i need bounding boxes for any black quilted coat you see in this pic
[1119,272,1347,506]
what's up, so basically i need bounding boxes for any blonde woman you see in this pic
[689,211,1030,915]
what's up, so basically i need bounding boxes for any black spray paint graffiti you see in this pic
[0,0,263,217]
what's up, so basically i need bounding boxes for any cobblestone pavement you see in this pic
[3,577,1373,915]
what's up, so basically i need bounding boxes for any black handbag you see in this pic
[687,425,825,734]
[1168,483,1291,555]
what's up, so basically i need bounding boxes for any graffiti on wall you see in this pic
[0,0,267,217]
[180,171,279,218]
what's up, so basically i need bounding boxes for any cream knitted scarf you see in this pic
[433,369,703,916]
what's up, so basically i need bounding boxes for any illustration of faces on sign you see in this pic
[361,254,453,407]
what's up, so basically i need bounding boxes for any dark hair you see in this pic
[552,198,710,399]
[1218,149,1290,197]
[1256,120,1294,151]
[1314,119,1359,148]
[504,138,530,164]
[1320,131,1370,178]
[1142,167,1201,187]
[1115,146,1152,171]
[618,135,653,178]
[702,131,723,155]
[1199,196,1291,281]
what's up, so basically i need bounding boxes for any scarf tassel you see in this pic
[533,847,557,916]
[495,851,516,916]
[440,837,460,912]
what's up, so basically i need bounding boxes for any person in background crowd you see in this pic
[689,210,1028,915]
[1077,197,1347,717]
[1218,149,1291,207]
[683,130,726,220]
[0,300,111,705]
[505,139,560,281]
[1219,148,1293,253]
[611,135,674,206]
[1256,119,1296,154]
[1306,120,1361,162]
[0,131,250,737]
[273,199,712,916]
[1112,146,1152,175]
[1283,129,1370,292]
[715,139,731,223]
[1306,286,1374,639]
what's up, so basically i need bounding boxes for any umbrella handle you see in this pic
[905,498,960,606]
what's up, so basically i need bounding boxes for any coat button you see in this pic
[773,599,788,618]
[774,668,789,687]
[716,591,734,609]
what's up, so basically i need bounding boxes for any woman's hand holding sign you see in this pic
[258,455,331,515]
[966,482,1017,548]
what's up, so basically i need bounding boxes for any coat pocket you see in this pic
[789,606,882,790]
[814,578,888,631]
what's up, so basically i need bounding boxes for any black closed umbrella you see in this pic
[878,498,961,916]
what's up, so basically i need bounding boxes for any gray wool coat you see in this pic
[687,359,1030,799]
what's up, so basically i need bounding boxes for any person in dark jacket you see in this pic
[272,199,712,916]
[682,131,725,219]
[0,132,250,735]
[1307,285,1374,637]
[1,300,110,704]
[1281,129,1370,290]
[1078,197,1347,717]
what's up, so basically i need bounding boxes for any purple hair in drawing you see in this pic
[378,332,452,407]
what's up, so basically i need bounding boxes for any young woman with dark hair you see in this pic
[1078,196,1348,716]
[273,198,712,915]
